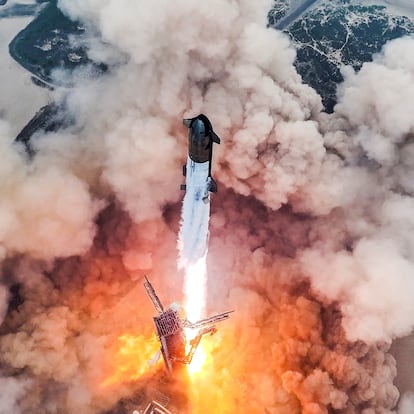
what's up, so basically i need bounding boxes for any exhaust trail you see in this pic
[178,115,220,323]
[177,158,211,272]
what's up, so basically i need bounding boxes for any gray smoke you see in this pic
[0,0,413,412]
[398,392,414,414]
[300,37,414,344]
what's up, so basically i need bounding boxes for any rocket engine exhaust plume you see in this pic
[178,148,211,323]
[1,0,414,413]
[176,114,222,377]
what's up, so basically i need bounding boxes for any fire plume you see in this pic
[186,338,207,376]
[101,333,160,387]
[183,255,208,376]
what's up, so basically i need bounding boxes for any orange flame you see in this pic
[185,328,207,375]
[101,333,160,387]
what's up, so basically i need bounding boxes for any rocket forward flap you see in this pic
[183,118,192,128]
[211,131,220,144]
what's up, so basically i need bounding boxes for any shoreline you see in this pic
[0,15,48,135]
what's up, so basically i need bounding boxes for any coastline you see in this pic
[0,15,48,135]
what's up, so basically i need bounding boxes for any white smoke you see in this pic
[0,120,103,260]
[0,0,413,412]
[0,376,31,414]
[300,36,414,344]
[398,392,414,414]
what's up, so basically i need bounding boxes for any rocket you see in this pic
[181,114,220,200]
[178,113,221,265]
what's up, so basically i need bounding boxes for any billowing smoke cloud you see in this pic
[0,120,102,260]
[299,37,414,344]
[399,392,414,414]
[0,0,413,412]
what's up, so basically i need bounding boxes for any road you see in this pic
[275,0,320,31]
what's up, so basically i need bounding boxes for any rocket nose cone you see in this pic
[191,119,206,137]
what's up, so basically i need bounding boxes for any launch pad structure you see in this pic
[143,277,232,374]
[133,400,173,414]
